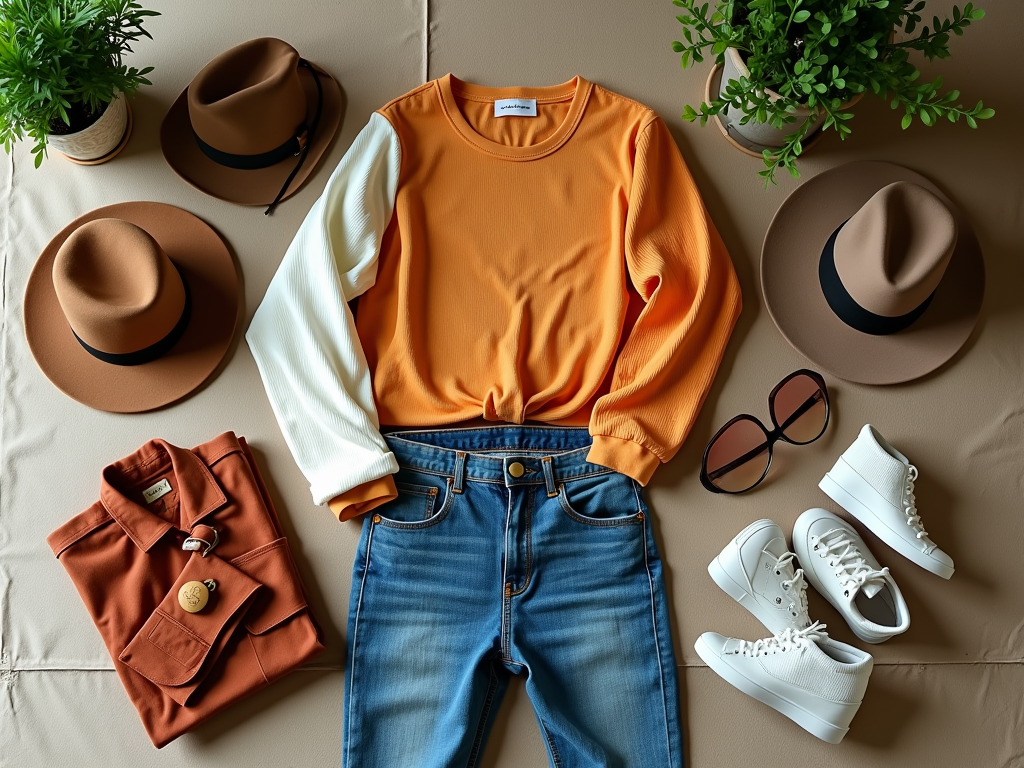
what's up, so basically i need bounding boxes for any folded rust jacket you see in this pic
[47,432,324,748]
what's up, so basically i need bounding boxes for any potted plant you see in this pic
[0,0,158,166]
[672,0,994,184]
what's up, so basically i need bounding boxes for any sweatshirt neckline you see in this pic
[436,74,592,161]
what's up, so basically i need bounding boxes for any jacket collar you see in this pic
[100,439,227,552]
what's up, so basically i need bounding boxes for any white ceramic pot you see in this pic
[47,92,129,163]
[719,47,861,150]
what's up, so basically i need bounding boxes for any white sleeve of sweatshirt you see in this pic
[245,112,401,505]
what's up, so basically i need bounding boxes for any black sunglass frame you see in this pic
[699,369,830,494]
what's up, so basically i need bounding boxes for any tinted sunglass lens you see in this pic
[705,418,771,493]
[773,374,827,444]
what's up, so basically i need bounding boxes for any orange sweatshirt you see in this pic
[247,75,742,520]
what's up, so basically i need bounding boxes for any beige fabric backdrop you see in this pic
[2,0,1021,765]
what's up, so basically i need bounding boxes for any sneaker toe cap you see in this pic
[929,547,955,574]
[696,632,731,656]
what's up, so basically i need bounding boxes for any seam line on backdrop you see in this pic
[0,153,12,668]
[7,660,1024,673]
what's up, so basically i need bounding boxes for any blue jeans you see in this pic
[343,427,682,767]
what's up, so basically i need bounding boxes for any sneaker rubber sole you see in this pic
[694,635,857,744]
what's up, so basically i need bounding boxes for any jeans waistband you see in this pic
[383,426,614,488]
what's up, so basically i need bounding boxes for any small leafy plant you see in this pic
[672,0,993,184]
[0,0,158,166]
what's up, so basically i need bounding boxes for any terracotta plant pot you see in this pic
[46,91,131,165]
[717,47,862,153]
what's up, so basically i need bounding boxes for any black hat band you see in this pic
[818,220,935,336]
[71,266,192,366]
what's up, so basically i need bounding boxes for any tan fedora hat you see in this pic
[762,161,984,385]
[161,37,343,213]
[24,202,239,412]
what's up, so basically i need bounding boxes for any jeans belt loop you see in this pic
[541,456,558,498]
[453,451,467,494]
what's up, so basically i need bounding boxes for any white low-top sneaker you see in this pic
[793,508,910,644]
[695,623,873,744]
[820,424,954,579]
[708,519,812,635]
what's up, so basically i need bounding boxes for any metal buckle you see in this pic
[182,527,219,558]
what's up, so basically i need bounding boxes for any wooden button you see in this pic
[178,580,210,613]
[508,462,525,478]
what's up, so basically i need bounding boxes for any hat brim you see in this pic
[761,161,984,385]
[160,62,343,206]
[24,202,239,412]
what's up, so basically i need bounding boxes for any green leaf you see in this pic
[901,113,913,129]
[975,107,995,119]
[966,114,978,128]
[919,109,933,126]
[793,10,810,22]
[672,41,685,52]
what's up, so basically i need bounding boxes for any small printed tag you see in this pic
[142,478,173,504]
[494,98,538,117]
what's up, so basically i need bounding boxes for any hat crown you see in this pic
[52,219,186,355]
[187,37,307,156]
[833,181,957,318]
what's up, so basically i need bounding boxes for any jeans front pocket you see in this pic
[375,473,454,530]
[557,471,645,527]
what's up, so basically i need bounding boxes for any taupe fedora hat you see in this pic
[24,202,239,412]
[762,161,984,385]
[161,37,343,213]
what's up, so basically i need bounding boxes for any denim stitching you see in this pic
[556,484,644,528]
[392,463,615,484]
[538,718,564,768]
[345,521,375,767]
[501,486,514,662]
[509,490,534,597]
[466,666,501,767]
[377,478,454,530]
[641,515,674,766]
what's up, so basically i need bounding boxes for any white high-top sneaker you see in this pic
[793,508,910,644]
[819,424,954,579]
[708,519,812,635]
[695,623,873,744]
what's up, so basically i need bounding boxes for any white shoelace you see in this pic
[815,528,888,597]
[903,465,933,550]
[734,622,828,657]
[774,551,811,626]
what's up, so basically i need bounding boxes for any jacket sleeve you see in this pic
[586,116,742,484]
[246,112,401,516]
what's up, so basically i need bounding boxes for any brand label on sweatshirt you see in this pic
[142,478,173,504]
[494,98,537,117]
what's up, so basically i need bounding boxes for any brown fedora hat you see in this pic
[762,161,984,385]
[161,38,343,213]
[24,202,239,412]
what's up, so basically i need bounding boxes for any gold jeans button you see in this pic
[508,462,525,478]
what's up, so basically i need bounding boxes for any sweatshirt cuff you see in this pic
[327,476,398,522]
[587,435,662,486]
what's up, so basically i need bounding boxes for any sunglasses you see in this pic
[700,369,830,494]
